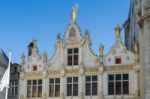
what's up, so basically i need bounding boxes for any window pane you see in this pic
[38,80,42,85]
[85,83,91,95]
[116,82,121,95]
[108,82,114,95]
[68,55,72,66]
[86,76,91,82]
[50,79,54,84]
[73,77,78,82]
[116,74,121,80]
[55,78,60,84]
[68,49,72,54]
[92,75,97,81]
[32,86,37,97]
[73,55,78,65]
[123,74,129,80]
[55,85,60,97]
[38,86,42,97]
[49,85,54,97]
[123,81,129,94]
[108,75,114,80]
[92,83,97,95]
[67,84,72,96]
[33,80,37,85]
[74,48,78,53]
[27,80,31,85]
[67,77,72,83]
[73,84,78,96]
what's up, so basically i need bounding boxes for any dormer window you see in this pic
[67,48,79,66]
[115,57,121,64]
[33,66,37,71]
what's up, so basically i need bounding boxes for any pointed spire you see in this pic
[33,37,37,48]
[43,50,47,64]
[21,52,25,65]
[114,25,122,41]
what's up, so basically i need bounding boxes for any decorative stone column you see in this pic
[79,62,84,99]
[60,65,65,99]
[19,71,25,99]
[134,65,140,98]
[98,68,104,99]
[42,70,47,99]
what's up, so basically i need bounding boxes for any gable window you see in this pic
[108,74,129,95]
[67,48,78,66]
[85,75,98,95]
[10,81,18,96]
[115,57,121,64]
[67,77,78,96]
[27,79,42,98]
[49,78,60,97]
[33,66,37,71]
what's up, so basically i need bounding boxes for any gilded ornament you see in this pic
[70,4,79,22]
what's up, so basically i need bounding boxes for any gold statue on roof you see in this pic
[115,25,122,39]
[70,4,79,22]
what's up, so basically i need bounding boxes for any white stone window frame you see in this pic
[27,79,42,98]
[66,76,78,97]
[85,75,98,96]
[67,48,79,66]
[108,73,129,96]
[49,78,60,97]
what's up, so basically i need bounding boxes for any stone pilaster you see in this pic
[60,76,65,99]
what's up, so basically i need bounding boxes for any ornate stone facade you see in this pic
[19,5,139,99]
[124,0,150,99]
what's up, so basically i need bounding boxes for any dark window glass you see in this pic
[55,78,60,84]
[38,80,42,84]
[73,77,78,82]
[108,82,114,95]
[33,80,37,85]
[116,74,121,80]
[108,75,114,80]
[50,79,54,84]
[33,66,37,71]
[92,75,97,81]
[68,49,72,54]
[86,76,91,82]
[67,84,72,96]
[92,83,97,95]
[123,74,129,80]
[73,84,78,96]
[116,82,121,95]
[55,85,60,97]
[123,81,129,94]
[74,48,78,53]
[85,83,91,95]
[68,56,72,66]
[74,55,78,65]
[67,77,72,83]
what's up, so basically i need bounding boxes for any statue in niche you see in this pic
[69,27,76,37]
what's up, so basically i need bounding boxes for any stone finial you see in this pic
[99,43,104,56]
[115,25,122,40]
[21,52,25,65]
[33,37,37,48]
[70,4,79,23]
[43,50,47,64]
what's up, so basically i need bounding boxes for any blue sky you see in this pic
[0,0,130,63]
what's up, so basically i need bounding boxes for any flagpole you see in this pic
[5,51,11,99]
